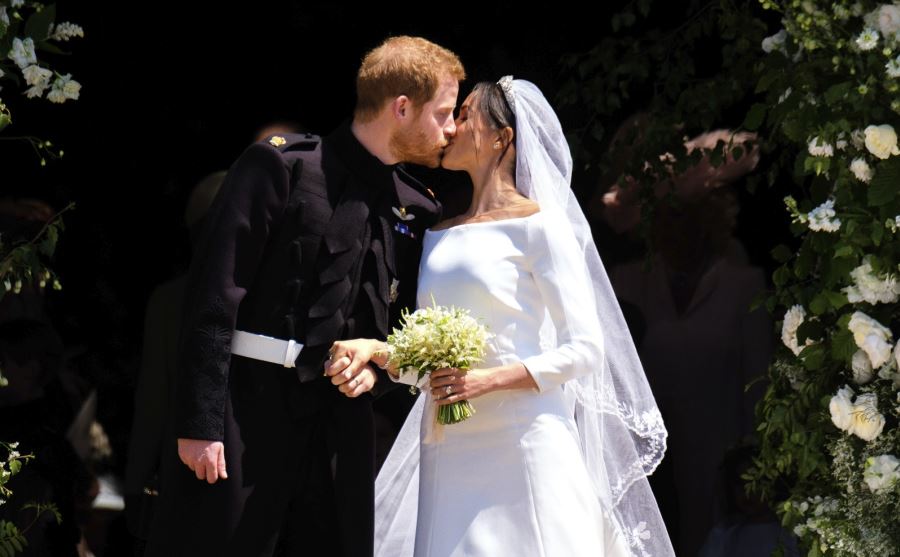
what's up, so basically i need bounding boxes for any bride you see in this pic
[327,77,674,557]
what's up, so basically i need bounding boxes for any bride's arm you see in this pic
[518,213,604,391]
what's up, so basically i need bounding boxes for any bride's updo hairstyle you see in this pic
[469,81,517,169]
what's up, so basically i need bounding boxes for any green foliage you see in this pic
[561,0,900,553]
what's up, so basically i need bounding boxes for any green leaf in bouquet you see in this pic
[824,82,852,105]
[24,3,55,42]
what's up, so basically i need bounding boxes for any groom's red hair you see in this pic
[355,36,465,122]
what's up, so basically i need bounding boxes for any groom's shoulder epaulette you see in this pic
[261,132,322,154]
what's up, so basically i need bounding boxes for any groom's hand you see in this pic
[177,438,227,484]
[324,354,378,398]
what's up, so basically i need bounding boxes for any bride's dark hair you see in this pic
[469,81,517,170]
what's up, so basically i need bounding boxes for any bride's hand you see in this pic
[430,367,495,405]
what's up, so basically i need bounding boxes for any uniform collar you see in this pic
[325,119,396,186]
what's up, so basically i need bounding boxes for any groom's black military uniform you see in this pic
[146,122,440,557]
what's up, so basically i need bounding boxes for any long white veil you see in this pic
[374,77,674,557]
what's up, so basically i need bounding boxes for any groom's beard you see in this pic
[390,123,446,168]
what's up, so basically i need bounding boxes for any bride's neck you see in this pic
[466,167,519,216]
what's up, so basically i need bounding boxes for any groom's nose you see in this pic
[443,118,457,140]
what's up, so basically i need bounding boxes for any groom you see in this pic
[146,36,464,556]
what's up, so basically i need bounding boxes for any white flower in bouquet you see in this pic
[807,199,841,232]
[887,56,900,78]
[852,349,875,384]
[852,392,886,441]
[48,22,84,42]
[864,124,900,159]
[22,65,51,90]
[777,87,792,104]
[762,29,788,54]
[851,128,867,149]
[10,0,23,8]
[866,4,900,41]
[843,258,900,304]
[782,305,814,356]
[830,385,856,431]
[24,84,45,99]
[849,311,894,368]
[863,454,900,493]
[807,136,834,157]
[850,158,874,182]
[835,133,849,151]
[387,300,491,425]
[8,37,36,69]
[48,74,81,104]
[856,27,880,50]
[0,7,8,27]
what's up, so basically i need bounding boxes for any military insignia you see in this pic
[392,206,416,221]
[389,279,400,303]
[393,221,416,238]
[268,135,286,147]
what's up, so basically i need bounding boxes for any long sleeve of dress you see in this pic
[174,143,290,441]
[520,215,605,392]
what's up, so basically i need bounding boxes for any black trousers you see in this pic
[145,365,375,557]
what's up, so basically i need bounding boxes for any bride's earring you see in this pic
[493,141,502,150]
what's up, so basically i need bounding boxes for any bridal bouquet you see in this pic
[386,300,490,425]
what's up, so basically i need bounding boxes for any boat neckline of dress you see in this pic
[425,210,543,235]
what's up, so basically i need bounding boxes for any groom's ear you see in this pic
[391,96,412,121]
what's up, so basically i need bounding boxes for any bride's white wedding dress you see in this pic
[375,211,632,557]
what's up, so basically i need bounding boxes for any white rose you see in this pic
[877,5,900,38]
[842,258,900,304]
[850,158,874,182]
[865,124,900,159]
[864,455,900,493]
[829,385,855,431]
[862,333,894,369]
[849,311,894,368]
[851,392,886,441]
[782,305,812,356]
[852,349,874,384]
